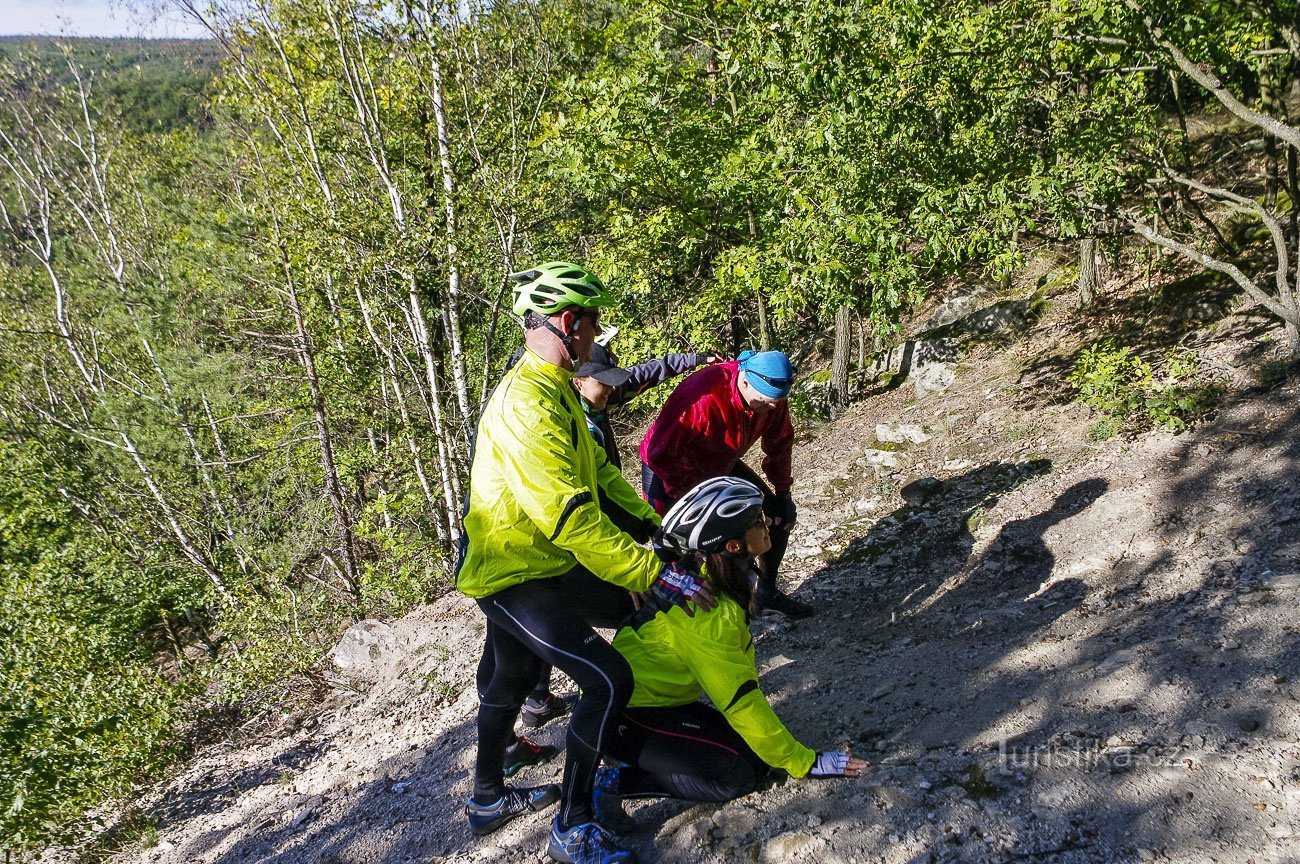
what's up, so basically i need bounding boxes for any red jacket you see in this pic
[639,361,794,501]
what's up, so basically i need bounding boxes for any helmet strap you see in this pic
[538,314,580,366]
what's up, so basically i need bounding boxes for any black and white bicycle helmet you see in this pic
[660,476,765,556]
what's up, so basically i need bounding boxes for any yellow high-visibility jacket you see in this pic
[612,594,817,777]
[455,349,661,598]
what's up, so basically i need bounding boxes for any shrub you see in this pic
[1068,341,1220,433]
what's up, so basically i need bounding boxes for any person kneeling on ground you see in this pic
[596,477,867,831]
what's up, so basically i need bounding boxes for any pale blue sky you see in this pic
[2,0,209,39]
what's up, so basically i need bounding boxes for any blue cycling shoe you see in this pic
[592,766,637,834]
[465,784,559,836]
[547,817,638,863]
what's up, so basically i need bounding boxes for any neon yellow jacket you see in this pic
[612,594,817,777]
[455,349,661,599]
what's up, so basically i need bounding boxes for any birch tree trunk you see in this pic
[277,240,363,604]
[428,50,473,440]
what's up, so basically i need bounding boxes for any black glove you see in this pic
[765,491,796,526]
[808,751,851,779]
[652,529,684,563]
[631,517,659,545]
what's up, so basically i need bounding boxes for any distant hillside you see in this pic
[0,36,219,133]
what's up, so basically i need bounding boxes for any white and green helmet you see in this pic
[509,261,613,317]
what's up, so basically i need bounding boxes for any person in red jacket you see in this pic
[638,350,813,618]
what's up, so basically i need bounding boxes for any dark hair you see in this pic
[523,311,548,330]
[702,551,754,618]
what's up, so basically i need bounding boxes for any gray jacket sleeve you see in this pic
[609,353,709,407]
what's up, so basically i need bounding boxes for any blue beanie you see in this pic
[737,350,795,399]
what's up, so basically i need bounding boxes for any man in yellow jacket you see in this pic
[456,262,714,864]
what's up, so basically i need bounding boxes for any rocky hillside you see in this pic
[93,267,1299,864]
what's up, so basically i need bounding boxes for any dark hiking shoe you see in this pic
[757,590,814,619]
[465,783,560,836]
[503,734,559,777]
[521,692,577,728]
[592,766,637,834]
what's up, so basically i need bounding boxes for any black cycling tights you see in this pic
[606,701,769,802]
[474,567,635,828]
[475,646,551,710]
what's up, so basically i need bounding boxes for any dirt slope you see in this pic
[96,278,1300,864]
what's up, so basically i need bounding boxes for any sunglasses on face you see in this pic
[745,369,791,392]
[573,308,601,328]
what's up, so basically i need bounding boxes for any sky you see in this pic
[2,0,210,39]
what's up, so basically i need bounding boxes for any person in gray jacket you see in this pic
[573,344,721,471]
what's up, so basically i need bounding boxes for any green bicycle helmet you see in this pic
[509,261,613,317]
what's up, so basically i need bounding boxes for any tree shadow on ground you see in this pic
[716,396,1300,862]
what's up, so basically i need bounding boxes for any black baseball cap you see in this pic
[575,343,633,387]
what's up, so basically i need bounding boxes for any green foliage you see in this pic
[0,37,219,133]
[788,374,834,423]
[1069,341,1220,433]
[0,441,193,854]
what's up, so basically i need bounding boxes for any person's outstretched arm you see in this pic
[610,352,719,407]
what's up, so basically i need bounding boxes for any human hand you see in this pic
[808,750,870,779]
[765,491,797,528]
[633,516,660,545]
[648,561,717,616]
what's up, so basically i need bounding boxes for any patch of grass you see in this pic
[841,539,890,565]
[1001,425,1031,443]
[955,765,1001,801]
[1087,418,1121,441]
[825,476,852,495]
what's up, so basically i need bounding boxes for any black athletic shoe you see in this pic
[757,590,814,619]
[521,693,577,728]
[503,734,559,778]
[592,766,637,834]
[465,784,560,836]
